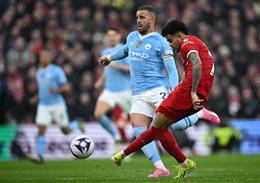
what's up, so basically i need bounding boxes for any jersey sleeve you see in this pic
[159,37,174,62]
[181,38,199,58]
[159,37,179,90]
[110,44,128,61]
[56,67,68,86]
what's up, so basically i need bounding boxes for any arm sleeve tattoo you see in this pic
[189,52,202,93]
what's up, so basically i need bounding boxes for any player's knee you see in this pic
[130,120,148,128]
[38,125,47,135]
[94,109,103,119]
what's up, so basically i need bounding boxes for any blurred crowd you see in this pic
[0,0,259,124]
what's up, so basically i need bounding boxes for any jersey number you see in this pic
[160,92,167,100]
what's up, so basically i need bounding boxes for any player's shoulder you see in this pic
[49,64,63,72]
[183,35,201,44]
[115,43,124,49]
[180,35,198,50]
[127,31,139,40]
[146,32,163,41]
[148,32,170,48]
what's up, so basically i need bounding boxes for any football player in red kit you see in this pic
[112,20,215,179]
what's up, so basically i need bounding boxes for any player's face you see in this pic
[107,30,121,47]
[166,34,181,51]
[39,51,52,67]
[136,10,154,35]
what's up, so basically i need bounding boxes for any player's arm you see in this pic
[98,44,129,66]
[108,62,129,73]
[181,72,185,81]
[58,83,71,94]
[49,67,71,94]
[49,83,71,94]
[163,58,179,90]
[161,39,179,90]
[189,51,203,109]
[94,72,105,90]
[29,95,39,105]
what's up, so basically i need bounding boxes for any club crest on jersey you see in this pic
[136,41,142,48]
[144,43,152,50]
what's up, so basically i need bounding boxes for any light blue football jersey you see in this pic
[36,64,67,105]
[101,43,131,92]
[126,31,174,95]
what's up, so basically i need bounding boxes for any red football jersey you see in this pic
[179,35,214,83]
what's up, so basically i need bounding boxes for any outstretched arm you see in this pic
[163,58,179,90]
[188,51,203,110]
[108,44,129,61]
[98,44,129,66]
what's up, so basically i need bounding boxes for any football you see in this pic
[70,135,95,159]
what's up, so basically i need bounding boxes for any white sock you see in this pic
[180,159,189,167]
[154,160,167,171]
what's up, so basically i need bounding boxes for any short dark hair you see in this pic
[161,20,189,37]
[137,5,157,16]
[107,27,120,33]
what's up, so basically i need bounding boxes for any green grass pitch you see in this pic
[0,154,260,183]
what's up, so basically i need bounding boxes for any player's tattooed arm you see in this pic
[189,52,202,93]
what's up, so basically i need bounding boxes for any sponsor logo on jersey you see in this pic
[129,51,149,60]
[144,43,152,50]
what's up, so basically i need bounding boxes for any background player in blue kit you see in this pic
[30,50,79,163]
[95,28,131,143]
[99,6,220,177]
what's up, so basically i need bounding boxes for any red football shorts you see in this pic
[156,75,214,122]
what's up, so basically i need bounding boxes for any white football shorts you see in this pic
[36,104,69,127]
[97,89,132,114]
[130,87,169,118]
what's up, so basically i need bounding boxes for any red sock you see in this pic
[124,128,154,155]
[152,126,186,163]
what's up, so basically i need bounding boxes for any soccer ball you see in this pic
[70,135,95,159]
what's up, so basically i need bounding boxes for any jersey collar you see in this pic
[138,32,158,39]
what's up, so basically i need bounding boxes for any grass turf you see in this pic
[0,154,260,183]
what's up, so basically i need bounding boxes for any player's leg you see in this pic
[34,105,51,163]
[113,111,195,178]
[125,93,170,177]
[95,91,120,141]
[113,88,196,178]
[36,124,47,161]
[52,105,78,135]
[115,89,132,143]
[131,113,169,174]
[170,108,220,130]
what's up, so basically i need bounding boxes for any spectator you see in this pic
[0,0,259,124]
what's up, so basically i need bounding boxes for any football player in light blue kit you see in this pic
[31,50,79,163]
[95,28,131,143]
[99,6,220,177]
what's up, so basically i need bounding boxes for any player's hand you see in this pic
[94,79,103,90]
[191,92,204,110]
[98,56,111,66]
[49,87,60,93]
[29,96,38,105]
